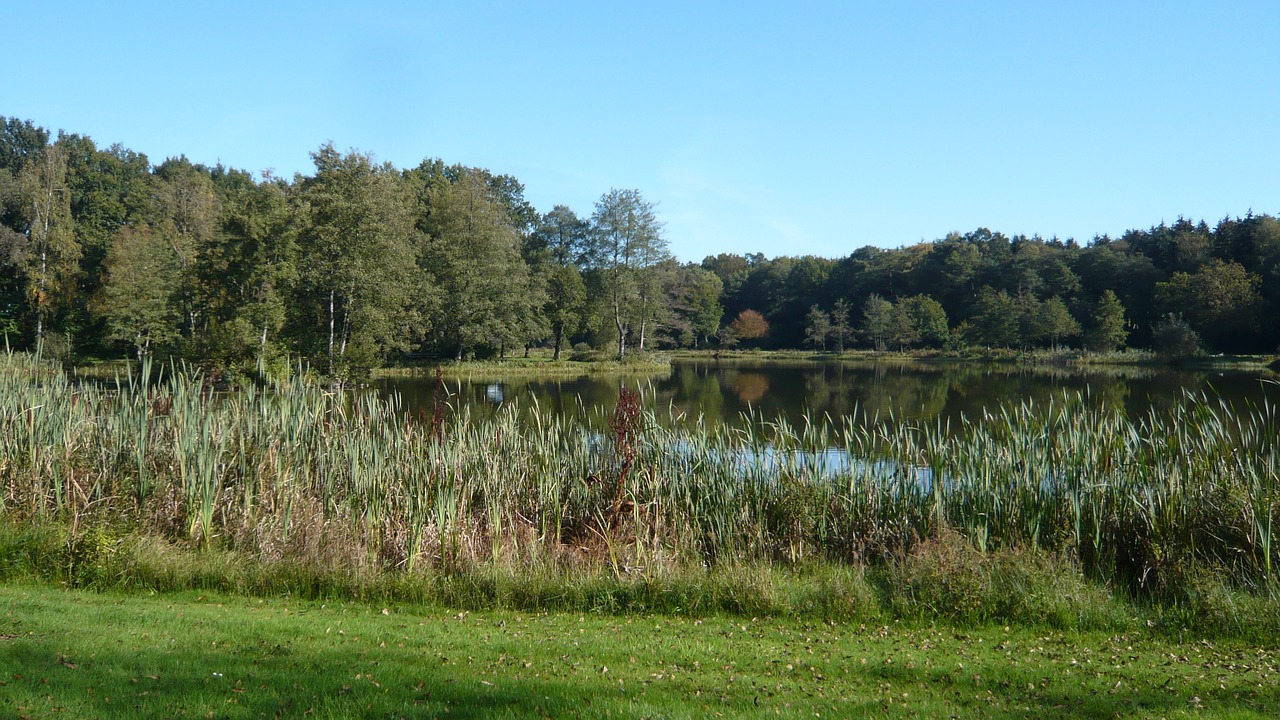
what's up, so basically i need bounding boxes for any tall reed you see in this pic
[1,351,1275,596]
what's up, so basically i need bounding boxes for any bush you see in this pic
[569,342,594,361]
[885,528,989,622]
[881,528,1131,629]
[1151,314,1201,360]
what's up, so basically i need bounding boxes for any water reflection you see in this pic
[375,359,1279,431]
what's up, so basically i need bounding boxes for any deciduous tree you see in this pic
[584,189,670,358]
[804,304,831,351]
[296,144,421,376]
[729,309,769,344]
[1086,289,1127,351]
[95,225,180,360]
[17,141,80,345]
[862,294,894,351]
[423,168,537,359]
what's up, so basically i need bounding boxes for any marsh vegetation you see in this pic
[2,351,1277,636]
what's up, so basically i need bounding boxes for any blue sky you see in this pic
[6,1,1279,261]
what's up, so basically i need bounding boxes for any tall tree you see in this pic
[969,287,1019,348]
[804,305,831,351]
[889,300,921,350]
[545,264,586,359]
[829,298,853,353]
[530,205,591,267]
[584,189,670,359]
[296,144,421,376]
[95,225,180,360]
[1156,259,1262,352]
[1034,296,1082,348]
[657,262,723,348]
[211,170,299,367]
[1086,289,1127,351]
[862,294,894,351]
[62,135,156,356]
[154,157,218,348]
[17,141,80,346]
[0,118,50,178]
[422,168,537,360]
[898,294,949,348]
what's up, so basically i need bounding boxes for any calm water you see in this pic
[375,359,1280,430]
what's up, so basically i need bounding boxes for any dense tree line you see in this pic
[703,218,1279,357]
[1,117,1277,377]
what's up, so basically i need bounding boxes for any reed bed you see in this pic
[1,352,1275,602]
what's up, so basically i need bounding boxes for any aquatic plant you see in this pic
[1,351,1275,598]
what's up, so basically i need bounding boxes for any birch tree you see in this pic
[296,144,420,377]
[17,141,80,345]
[584,189,670,359]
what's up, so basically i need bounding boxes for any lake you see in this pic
[376,358,1280,430]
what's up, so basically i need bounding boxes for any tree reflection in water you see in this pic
[375,359,1278,435]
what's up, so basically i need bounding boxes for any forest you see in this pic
[2,116,1277,377]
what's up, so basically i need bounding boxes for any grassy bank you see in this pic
[675,347,1280,371]
[1,350,1277,634]
[2,583,1277,719]
[376,350,672,380]
[7,521,1280,641]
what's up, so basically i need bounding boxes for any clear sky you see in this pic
[6,1,1279,261]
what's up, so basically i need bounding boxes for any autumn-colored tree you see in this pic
[729,309,769,342]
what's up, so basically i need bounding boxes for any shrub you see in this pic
[1151,314,1201,360]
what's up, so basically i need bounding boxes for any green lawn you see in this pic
[1,584,1275,719]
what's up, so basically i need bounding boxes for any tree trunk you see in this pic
[337,291,350,360]
[33,187,52,344]
[552,323,564,361]
[327,289,336,375]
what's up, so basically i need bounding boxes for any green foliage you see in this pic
[94,224,181,358]
[209,171,299,368]
[658,262,723,348]
[861,293,894,351]
[829,298,853,352]
[1033,295,1082,348]
[968,287,1019,348]
[1150,314,1202,360]
[545,264,586,359]
[16,141,81,344]
[422,168,538,359]
[1087,289,1128,351]
[898,294,949,348]
[803,304,830,350]
[5,116,1280,367]
[295,144,422,376]
[584,188,670,358]
[1156,259,1263,351]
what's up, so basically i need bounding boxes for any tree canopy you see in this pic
[2,116,1279,373]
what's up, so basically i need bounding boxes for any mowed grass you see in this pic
[1,584,1276,719]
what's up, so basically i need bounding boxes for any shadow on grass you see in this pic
[3,641,604,719]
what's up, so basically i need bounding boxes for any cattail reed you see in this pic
[0,351,1275,595]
